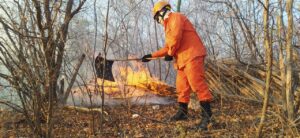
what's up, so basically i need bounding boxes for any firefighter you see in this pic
[142,1,213,130]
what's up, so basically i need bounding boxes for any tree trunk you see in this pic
[277,0,287,115]
[285,0,295,120]
[177,0,182,12]
[62,54,86,104]
[257,0,272,137]
[151,0,162,80]
[100,0,110,133]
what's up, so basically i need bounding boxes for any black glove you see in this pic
[142,54,152,62]
[164,55,173,61]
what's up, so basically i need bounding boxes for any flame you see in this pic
[71,58,175,100]
[100,60,176,98]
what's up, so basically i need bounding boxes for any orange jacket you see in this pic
[152,12,207,69]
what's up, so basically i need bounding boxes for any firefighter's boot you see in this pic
[197,101,212,131]
[170,102,188,121]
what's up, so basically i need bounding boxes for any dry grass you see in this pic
[0,96,299,137]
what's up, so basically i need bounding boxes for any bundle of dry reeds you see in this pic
[205,59,300,104]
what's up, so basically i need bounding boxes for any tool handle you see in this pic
[111,58,141,61]
[110,57,162,61]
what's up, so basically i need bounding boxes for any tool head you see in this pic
[95,55,115,81]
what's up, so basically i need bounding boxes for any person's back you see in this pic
[164,12,207,69]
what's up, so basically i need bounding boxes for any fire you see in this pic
[118,66,151,88]
[98,60,176,99]
[71,58,175,100]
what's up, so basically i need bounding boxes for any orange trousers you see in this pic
[176,56,212,103]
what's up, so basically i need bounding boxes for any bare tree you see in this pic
[277,0,287,115]
[0,0,86,137]
[257,0,272,137]
[285,0,295,120]
[177,0,182,12]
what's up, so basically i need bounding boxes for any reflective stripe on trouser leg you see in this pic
[184,56,212,102]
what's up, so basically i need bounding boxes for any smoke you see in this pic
[66,90,175,107]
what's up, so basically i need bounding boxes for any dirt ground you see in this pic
[0,96,298,137]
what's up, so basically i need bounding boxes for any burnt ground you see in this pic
[0,96,298,137]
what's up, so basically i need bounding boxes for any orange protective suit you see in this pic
[151,12,212,103]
